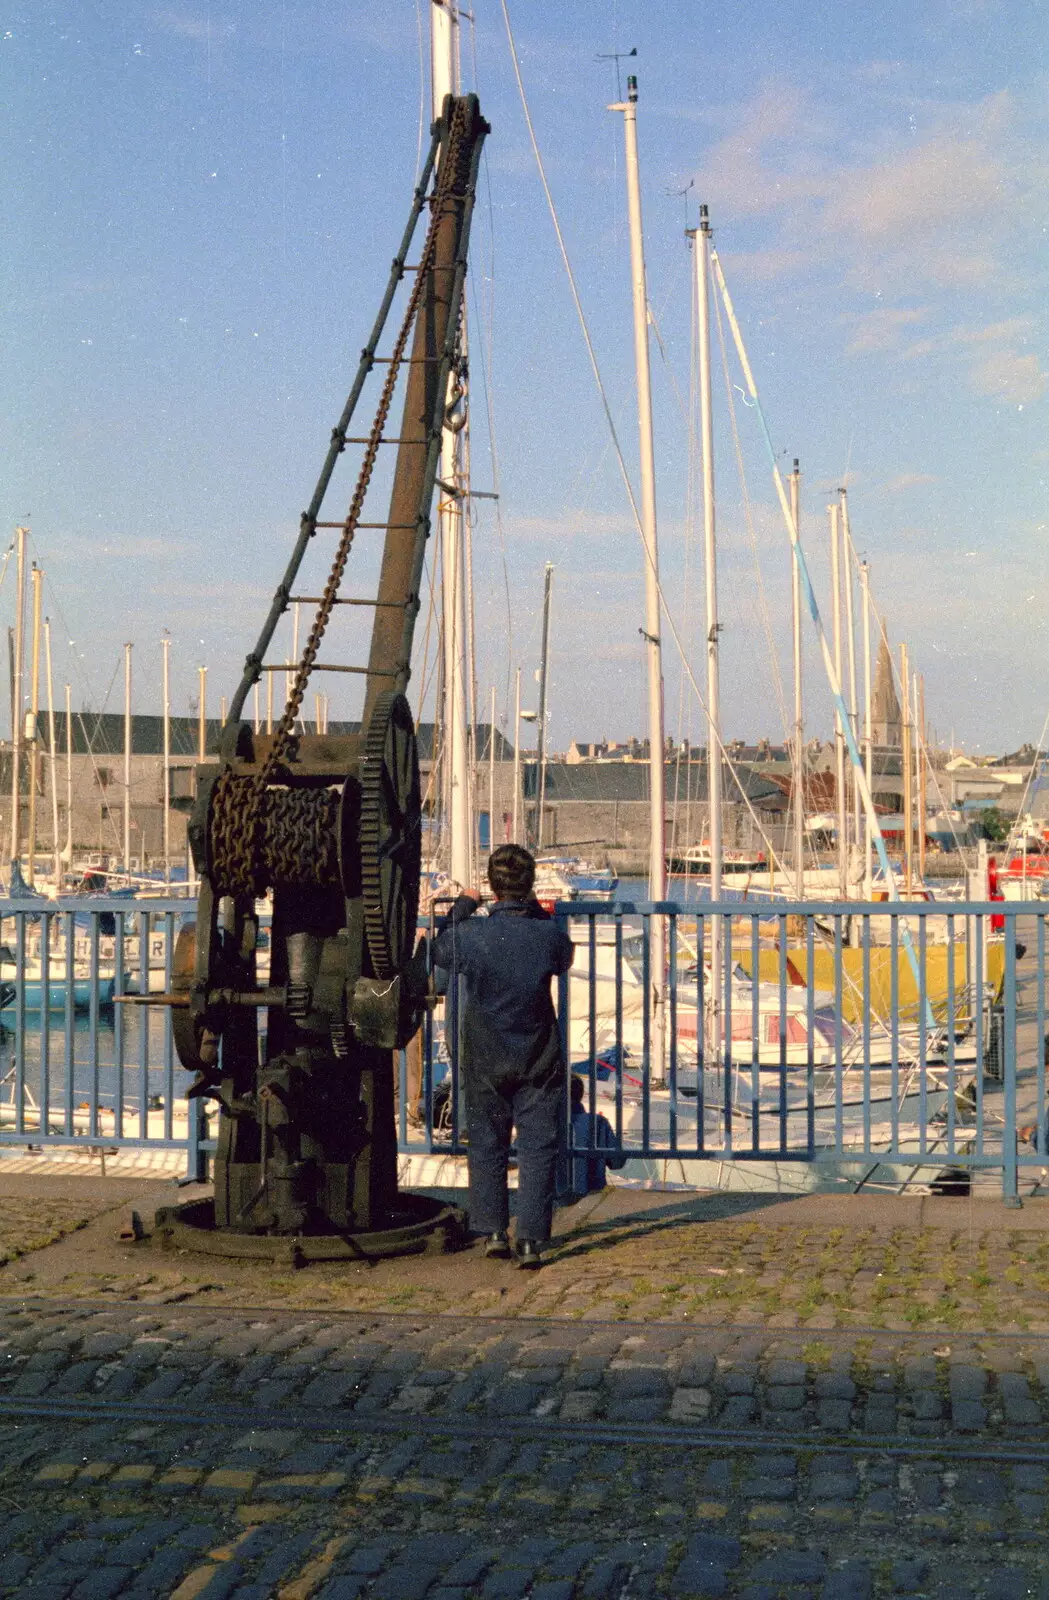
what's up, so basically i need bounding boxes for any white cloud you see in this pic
[507,509,635,543]
[694,85,1030,300]
[845,306,928,355]
[882,472,938,494]
[826,132,1003,243]
[152,11,234,43]
[969,348,1046,405]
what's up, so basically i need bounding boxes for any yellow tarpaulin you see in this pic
[735,940,1005,1027]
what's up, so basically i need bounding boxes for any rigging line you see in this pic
[468,34,512,674]
[1009,705,1049,826]
[858,556,976,870]
[710,250,930,1017]
[711,271,790,745]
[468,266,513,714]
[851,534,961,856]
[75,655,127,857]
[500,0,788,881]
[414,0,427,181]
[41,573,102,714]
[412,551,440,730]
[667,276,697,861]
[464,7,514,715]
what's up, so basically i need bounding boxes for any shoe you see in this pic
[514,1239,542,1271]
[483,1232,511,1260]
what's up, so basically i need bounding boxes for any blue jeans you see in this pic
[465,1058,565,1243]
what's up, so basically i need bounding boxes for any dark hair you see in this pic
[571,1075,585,1105]
[487,843,535,899]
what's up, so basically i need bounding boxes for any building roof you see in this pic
[535,761,785,808]
[871,635,901,748]
[38,713,513,761]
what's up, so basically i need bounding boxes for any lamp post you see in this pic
[518,707,538,848]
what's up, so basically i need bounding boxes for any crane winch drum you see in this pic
[152,95,489,1262]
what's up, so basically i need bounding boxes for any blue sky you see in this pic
[3,2,1046,754]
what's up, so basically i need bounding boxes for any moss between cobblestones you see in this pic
[10,1196,1049,1332]
[0,1195,99,1266]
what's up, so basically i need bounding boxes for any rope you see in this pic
[711,282,790,743]
[499,0,789,882]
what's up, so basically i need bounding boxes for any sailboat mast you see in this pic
[790,461,804,898]
[9,528,26,873]
[901,642,913,893]
[26,563,42,886]
[840,490,861,870]
[512,666,521,844]
[198,666,207,762]
[917,674,927,882]
[162,636,171,885]
[432,0,472,890]
[488,684,496,854]
[612,73,666,1074]
[534,562,553,851]
[613,76,666,891]
[860,560,873,898]
[123,642,132,873]
[695,207,721,918]
[829,504,847,896]
[64,683,72,870]
[44,618,59,885]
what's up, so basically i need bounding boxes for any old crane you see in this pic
[155,95,489,1261]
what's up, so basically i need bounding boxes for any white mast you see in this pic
[611,74,667,1071]
[829,503,847,896]
[9,525,26,873]
[840,489,861,876]
[198,665,207,762]
[860,560,873,898]
[918,673,927,884]
[432,0,471,890]
[290,603,300,732]
[512,666,521,844]
[534,562,553,851]
[691,204,722,1044]
[44,618,59,885]
[790,462,804,898]
[487,685,496,856]
[64,683,73,869]
[123,642,132,873]
[26,563,42,886]
[162,635,172,885]
[901,642,913,892]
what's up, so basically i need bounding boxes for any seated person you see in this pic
[557,1074,627,1203]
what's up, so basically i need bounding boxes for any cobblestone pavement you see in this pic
[4,1298,1049,1598]
[0,1192,110,1267]
[13,1213,1049,1334]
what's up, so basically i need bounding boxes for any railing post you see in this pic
[1002,911,1020,1207]
[555,901,571,1083]
[184,1090,207,1184]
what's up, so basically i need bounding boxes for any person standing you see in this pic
[431,844,573,1268]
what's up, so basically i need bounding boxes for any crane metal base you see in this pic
[153,1193,466,1268]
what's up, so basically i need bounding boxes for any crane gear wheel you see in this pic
[171,923,209,1072]
[360,691,422,978]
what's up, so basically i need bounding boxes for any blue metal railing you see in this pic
[0,896,205,1180]
[0,896,1044,1201]
[405,899,1047,1202]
